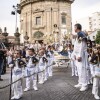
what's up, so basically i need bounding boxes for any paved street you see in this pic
[0,66,99,100]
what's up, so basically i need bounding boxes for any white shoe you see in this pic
[92,91,95,95]
[44,78,47,81]
[11,96,15,100]
[38,81,44,84]
[80,86,88,91]
[24,88,30,92]
[14,95,21,100]
[49,74,53,77]
[94,95,100,100]
[33,87,38,91]
[74,84,82,88]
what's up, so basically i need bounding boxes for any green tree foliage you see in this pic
[95,31,100,44]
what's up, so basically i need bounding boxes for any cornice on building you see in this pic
[20,0,74,8]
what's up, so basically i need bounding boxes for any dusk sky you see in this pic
[0,0,100,35]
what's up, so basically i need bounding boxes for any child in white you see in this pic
[24,48,38,92]
[90,48,100,100]
[9,50,26,100]
[71,52,78,76]
[47,46,54,77]
[38,50,48,84]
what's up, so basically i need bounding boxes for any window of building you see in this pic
[61,15,66,25]
[36,17,41,25]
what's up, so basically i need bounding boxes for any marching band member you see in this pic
[38,49,48,84]
[70,51,78,76]
[87,48,93,85]
[73,23,89,91]
[46,46,54,77]
[9,50,26,100]
[90,48,100,99]
[24,48,39,92]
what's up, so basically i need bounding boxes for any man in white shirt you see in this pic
[73,23,89,92]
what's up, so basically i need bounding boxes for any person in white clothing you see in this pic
[46,46,54,77]
[70,51,78,76]
[73,23,89,92]
[90,47,100,100]
[9,50,26,100]
[38,50,48,84]
[24,48,39,92]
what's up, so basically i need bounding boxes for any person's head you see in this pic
[14,50,21,58]
[47,45,51,51]
[92,47,98,55]
[28,48,35,56]
[35,40,38,44]
[38,50,44,56]
[74,23,82,33]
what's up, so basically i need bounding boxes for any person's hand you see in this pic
[9,64,14,68]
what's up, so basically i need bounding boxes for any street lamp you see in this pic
[2,27,9,43]
[11,4,21,32]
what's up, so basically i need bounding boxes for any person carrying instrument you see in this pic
[9,50,26,100]
[24,48,39,92]
[90,47,100,100]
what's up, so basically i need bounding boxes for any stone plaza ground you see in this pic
[0,66,99,100]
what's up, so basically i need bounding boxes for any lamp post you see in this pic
[11,4,21,32]
[2,27,9,43]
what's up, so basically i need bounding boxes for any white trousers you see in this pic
[71,60,78,76]
[12,74,23,97]
[92,77,100,96]
[90,64,95,76]
[25,67,37,89]
[48,58,53,77]
[75,60,88,87]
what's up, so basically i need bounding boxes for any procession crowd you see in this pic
[0,23,100,100]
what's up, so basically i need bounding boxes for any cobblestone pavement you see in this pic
[0,66,99,100]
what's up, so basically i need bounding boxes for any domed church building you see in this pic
[20,0,74,44]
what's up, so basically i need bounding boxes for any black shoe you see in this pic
[0,78,3,81]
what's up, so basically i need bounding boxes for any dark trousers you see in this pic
[0,59,3,77]
[2,57,6,75]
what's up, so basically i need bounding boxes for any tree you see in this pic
[95,31,100,44]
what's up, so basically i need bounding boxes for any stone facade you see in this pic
[20,0,74,43]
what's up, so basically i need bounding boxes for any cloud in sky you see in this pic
[72,0,100,21]
[0,0,20,35]
[0,0,100,35]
